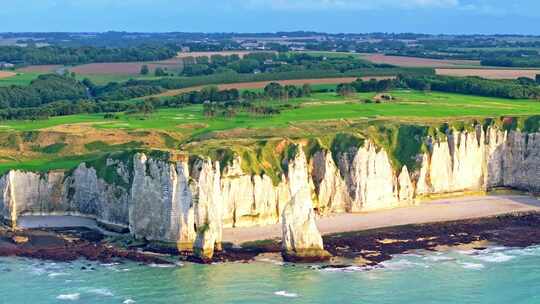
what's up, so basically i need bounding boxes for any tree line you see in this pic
[336,75,540,100]
[0,44,179,66]
[180,52,391,77]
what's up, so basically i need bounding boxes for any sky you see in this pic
[2,0,540,35]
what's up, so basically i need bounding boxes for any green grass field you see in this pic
[75,74,166,85]
[3,89,540,174]
[2,90,540,134]
[0,72,42,86]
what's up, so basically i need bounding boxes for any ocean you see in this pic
[1,245,540,304]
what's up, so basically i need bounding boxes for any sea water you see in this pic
[1,245,540,304]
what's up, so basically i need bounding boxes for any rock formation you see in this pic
[282,187,330,262]
[1,126,540,260]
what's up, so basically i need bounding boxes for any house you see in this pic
[0,62,14,69]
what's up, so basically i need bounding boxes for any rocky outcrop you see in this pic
[2,126,540,260]
[282,187,329,262]
[311,151,350,213]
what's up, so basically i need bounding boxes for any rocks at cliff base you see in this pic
[281,187,331,262]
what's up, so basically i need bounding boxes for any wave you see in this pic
[381,259,430,271]
[123,300,136,304]
[473,252,514,263]
[149,263,176,268]
[274,291,299,298]
[56,293,80,301]
[460,262,485,270]
[87,288,114,297]
[48,272,70,278]
[424,255,455,262]
[257,258,285,266]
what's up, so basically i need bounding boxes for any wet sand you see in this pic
[223,195,540,245]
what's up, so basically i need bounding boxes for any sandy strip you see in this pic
[0,71,16,79]
[17,215,118,235]
[18,215,99,229]
[223,195,540,245]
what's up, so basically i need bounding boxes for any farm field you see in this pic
[436,68,540,79]
[153,77,363,97]
[3,90,540,133]
[16,65,62,73]
[176,51,276,59]
[69,59,184,76]
[0,72,42,86]
[362,54,480,67]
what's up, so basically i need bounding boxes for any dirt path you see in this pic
[223,195,540,245]
[153,76,393,98]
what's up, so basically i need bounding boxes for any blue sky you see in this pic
[2,0,540,34]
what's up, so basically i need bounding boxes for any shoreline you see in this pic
[2,194,540,266]
[223,194,540,245]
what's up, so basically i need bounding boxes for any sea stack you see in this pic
[281,187,331,262]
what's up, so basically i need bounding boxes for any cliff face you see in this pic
[1,127,539,259]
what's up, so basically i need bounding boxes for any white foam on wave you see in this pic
[48,272,69,278]
[149,263,176,268]
[424,255,455,262]
[507,246,540,256]
[258,258,285,266]
[474,252,514,263]
[460,262,485,270]
[30,266,46,276]
[320,265,376,273]
[56,293,80,301]
[123,299,136,304]
[274,291,299,298]
[381,259,429,271]
[456,250,478,256]
[87,288,114,297]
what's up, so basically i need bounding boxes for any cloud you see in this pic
[242,0,460,10]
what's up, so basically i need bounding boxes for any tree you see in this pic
[264,82,284,100]
[302,84,312,96]
[155,67,167,77]
[140,65,149,75]
[536,74,540,84]
[337,83,356,97]
[128,99,155,116]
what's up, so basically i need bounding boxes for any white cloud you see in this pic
[242,0,460,10]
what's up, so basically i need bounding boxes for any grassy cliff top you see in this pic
[1,89,540,175]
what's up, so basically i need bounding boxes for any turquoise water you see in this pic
[2,246,540,304]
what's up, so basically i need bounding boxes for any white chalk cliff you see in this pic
[1,126,539,259]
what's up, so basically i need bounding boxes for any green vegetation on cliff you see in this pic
[3,88,540,176]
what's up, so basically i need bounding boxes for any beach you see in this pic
[223,194,540,245]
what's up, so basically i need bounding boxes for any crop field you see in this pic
[176,51,276,59]
[0,72,43,86]
[16,65,63,73]
[153,77,362,97]
[362,54,480,68]
[436,68,540,79]
[3,90,540,134]
[69,59,184,75]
